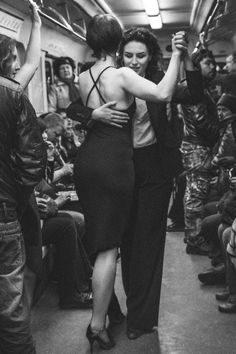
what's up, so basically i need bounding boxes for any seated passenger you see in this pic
[218,218,236,313]
[35,192,92,309]
[198,92,236,284]
[40,113,74,185]
[61,117,81,163]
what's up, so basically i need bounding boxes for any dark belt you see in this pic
[0,203,18,223]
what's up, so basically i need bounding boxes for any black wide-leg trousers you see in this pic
[121,143,173,330]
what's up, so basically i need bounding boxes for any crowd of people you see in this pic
[1,0,236,353]
[167,38,236,313]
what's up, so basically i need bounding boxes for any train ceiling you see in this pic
[1,0,235,42]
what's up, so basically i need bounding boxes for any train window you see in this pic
[45,59,54,87]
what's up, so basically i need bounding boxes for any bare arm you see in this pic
[91,101,129,127]
[67,99,129,129]
[121,31,187,102]
[14,0,41,89]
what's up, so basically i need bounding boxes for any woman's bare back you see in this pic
[79,66,134,110]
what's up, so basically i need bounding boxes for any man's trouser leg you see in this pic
[181,142,211,241]
[0,220,35,354]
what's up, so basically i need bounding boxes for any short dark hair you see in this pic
[117,27,163,78]
[37,117,47,133]
[86,14,123,59]
[191,48,215,69]
[53,56,75,77]
[0,34,16,76]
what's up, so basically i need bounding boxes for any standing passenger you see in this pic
[116,27,202,338]
[180,49,220,254]
[0,1,46,353]
[73,15,187,352]
[48,56,80,115]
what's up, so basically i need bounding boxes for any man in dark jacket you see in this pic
[0,2,46,353]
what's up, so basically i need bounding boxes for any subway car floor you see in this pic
[31,228,236,354]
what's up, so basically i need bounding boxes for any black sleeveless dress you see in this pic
[74,67,136,258]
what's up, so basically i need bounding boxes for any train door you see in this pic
[28,51,48,115]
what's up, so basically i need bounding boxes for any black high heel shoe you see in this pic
[86,324,115,353]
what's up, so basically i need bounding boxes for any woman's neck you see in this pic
[94,54,116,69]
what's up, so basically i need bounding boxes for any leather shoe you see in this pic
[127,327,154,340]
[215,288,230,301]
[167,222,185,232]
[218,297,236,313]
[186,237,212,256]
[198,265,226,285]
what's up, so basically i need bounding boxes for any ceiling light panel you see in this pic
[141,0,160,16]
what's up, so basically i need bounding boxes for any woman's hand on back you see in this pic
[92,101,130,128]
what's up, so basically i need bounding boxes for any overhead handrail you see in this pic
[194,0,225,49]
[38,5,86,42]
[204,0,225,36]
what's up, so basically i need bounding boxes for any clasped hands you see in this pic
[172,31,188,55]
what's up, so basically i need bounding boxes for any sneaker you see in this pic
[215,288,230,301]
[186,237,212,256]
[198,264,226,285]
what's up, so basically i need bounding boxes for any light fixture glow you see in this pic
[148,15,162,29]
[141,0,160,16]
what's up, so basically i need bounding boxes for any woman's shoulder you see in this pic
[116,67,139,84]
[118,67,134,75]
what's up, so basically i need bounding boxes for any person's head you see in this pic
[117,27,162,77]
[53,56,75,80]
[86,14,123,59]
[0,34,20,78]
[41,112,64,143]
[191,48,216,81]
[217,93,236,121]
[223,52,236,73]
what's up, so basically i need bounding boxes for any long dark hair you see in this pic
[0,34,16,76]
[117,27,163,78]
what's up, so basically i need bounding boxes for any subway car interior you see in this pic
[1,0,236,353]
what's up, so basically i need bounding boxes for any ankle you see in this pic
[90,324,105,333]
[90,318,106,333]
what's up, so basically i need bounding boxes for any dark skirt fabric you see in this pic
[74,120,134,258]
